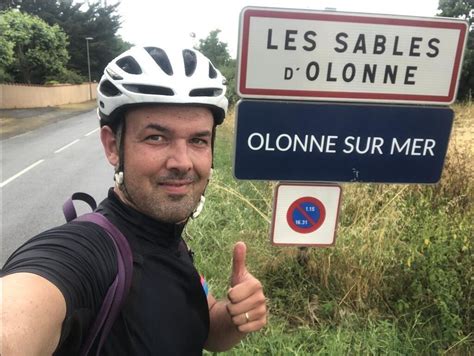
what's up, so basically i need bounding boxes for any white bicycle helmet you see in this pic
[97,45,228,127]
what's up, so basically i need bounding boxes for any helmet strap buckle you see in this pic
[114,171,124,186]
[192,195,206,219]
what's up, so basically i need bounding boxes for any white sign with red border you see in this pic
[237,7,469,105]
[271,183,342,246]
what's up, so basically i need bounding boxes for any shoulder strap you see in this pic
[63,192,97,222]
[77,213,133,356]
[63,193,133,356]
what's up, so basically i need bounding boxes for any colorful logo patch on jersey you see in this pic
[200,275,209,296]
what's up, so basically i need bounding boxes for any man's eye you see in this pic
[146,135,164,142]
[191,138,208,146]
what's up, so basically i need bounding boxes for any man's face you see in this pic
[117,105,214,223]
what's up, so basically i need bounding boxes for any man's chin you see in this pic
[148,199,198,223]
[166,193,187,202]
[119,188,199,223]
[153,210,193,224]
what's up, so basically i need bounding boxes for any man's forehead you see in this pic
[125,104,213,121]
[122,105,214,137]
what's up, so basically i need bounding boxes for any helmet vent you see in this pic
[189,88,223,97]
[106,68,123,80]
[100,80,122,97]
[182,49,197,76]
[116,56,142,74]
[123,84,174,96]
[209,63,217,79]
[145,47,173,75]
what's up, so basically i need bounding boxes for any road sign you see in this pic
[287,197,326,233]
[271,183,341,246]
[237,7,468,105]
[233,100,453,183]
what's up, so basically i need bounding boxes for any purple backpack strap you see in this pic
[63,192,98,222]
[63,194,133,356]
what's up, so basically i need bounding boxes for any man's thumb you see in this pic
[231,241,247,286]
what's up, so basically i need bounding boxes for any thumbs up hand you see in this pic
[226,242,267,333]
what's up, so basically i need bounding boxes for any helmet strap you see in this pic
[113,121,125,189]
[191,195,206,219]
[115,119,126,175]
[113,119,136,206]
[192,125,216,219]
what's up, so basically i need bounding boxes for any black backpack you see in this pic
[63,193,133,356]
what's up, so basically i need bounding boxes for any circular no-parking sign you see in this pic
[286,197,326,234]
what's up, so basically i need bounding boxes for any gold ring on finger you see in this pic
[245,312,250,323]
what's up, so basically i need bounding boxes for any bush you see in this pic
[0,68,13,83]
[45,68,85,84]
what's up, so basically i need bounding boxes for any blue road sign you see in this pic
[234,100,453,183]
[287,197,326,234]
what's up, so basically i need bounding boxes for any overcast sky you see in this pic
[111,0,441,58]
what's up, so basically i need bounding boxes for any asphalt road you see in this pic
[1,110,113,264]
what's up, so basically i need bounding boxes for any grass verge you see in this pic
[186,103,473,355]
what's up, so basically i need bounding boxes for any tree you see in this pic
[1,9,70,84]
[0,0,16,11]
[54,1,125,81]
[16,0,132,81]
[0,10,14,81]
[198,29,231,68]
[438,0,474,100]
[220,59,238,107]
[197,30,239,106]
[439,0,474,18]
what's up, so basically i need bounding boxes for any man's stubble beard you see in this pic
[141,192,198,223]
[120,176,202,223]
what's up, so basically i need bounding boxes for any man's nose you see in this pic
[165,141,193,172]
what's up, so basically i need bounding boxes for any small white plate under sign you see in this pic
[271,183,342,246]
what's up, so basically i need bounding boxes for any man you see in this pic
[1,45,267,354]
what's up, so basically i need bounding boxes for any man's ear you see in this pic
[100,126,120,167]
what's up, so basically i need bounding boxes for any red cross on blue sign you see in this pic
[286,197,326,233]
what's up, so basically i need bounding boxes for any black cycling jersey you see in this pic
[1,189,210,355]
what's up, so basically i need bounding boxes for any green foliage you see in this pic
[220,59,239,108]
[459,42,474,99]
[0,67,14,83]
[188,104,474,354]
[16,0,132,81]
[222,316,422,355]
[0,11,14,82]
[438,0,474,20]
[70,2,129,80]
[1,9,69,84]
[115,36,133,55]
[45,67,84,84]
[197,29,231,68]
[391,196,471,346]
[438,0,474,100]
[197,30,239,107]
[0,12,14,67]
